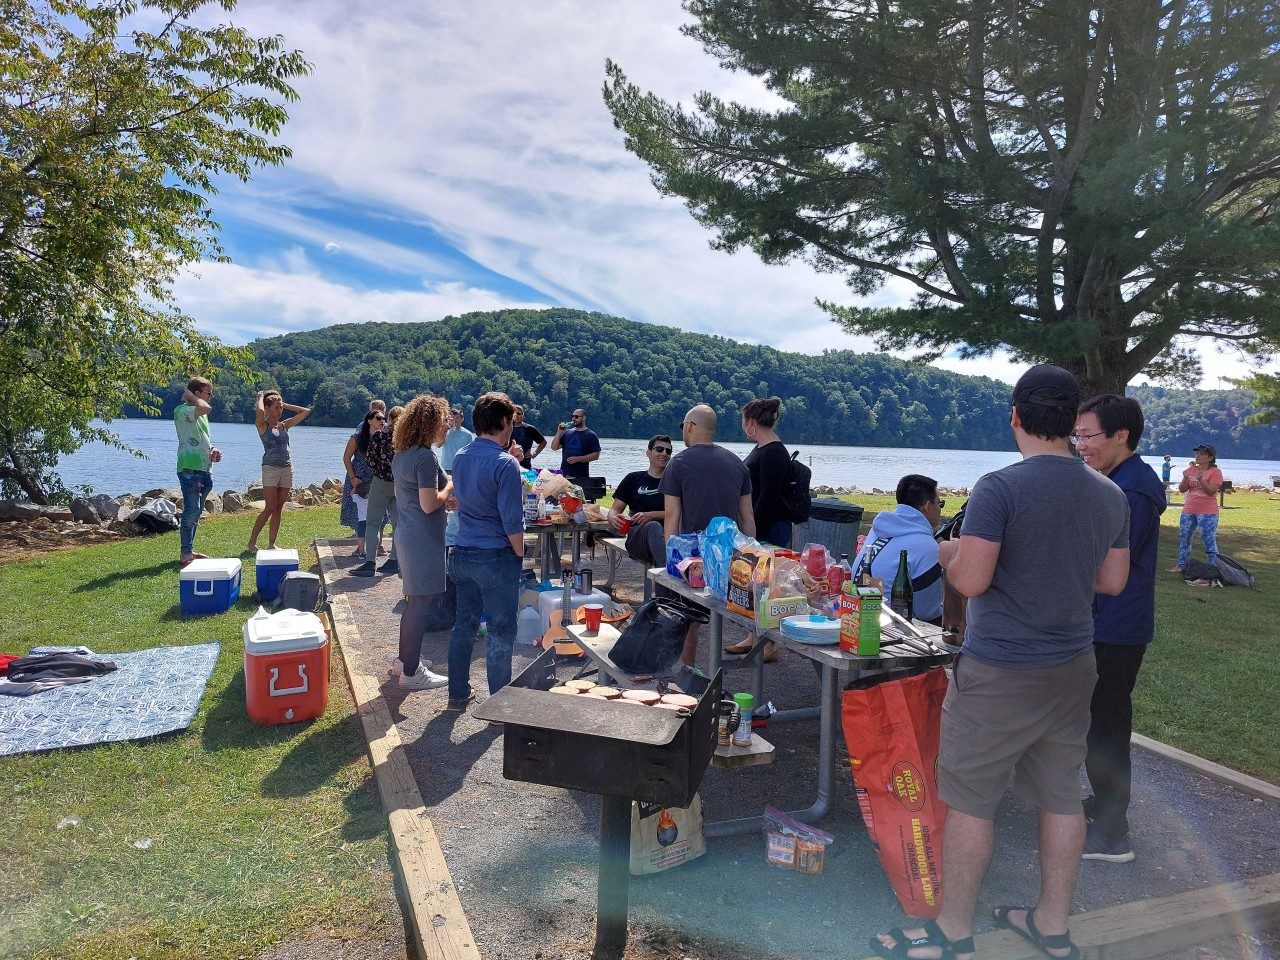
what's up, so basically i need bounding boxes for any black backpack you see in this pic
[782,451,813,523]
[1181,559,1221,583]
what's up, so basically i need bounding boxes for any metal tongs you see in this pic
[880,605,946,657]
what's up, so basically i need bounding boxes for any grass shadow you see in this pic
[260,711,368,800]
[72,560,178,593]
[200,666,318,753]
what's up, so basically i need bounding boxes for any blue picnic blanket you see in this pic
[0,643,220,757]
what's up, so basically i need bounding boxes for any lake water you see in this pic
[57,419,1280,496]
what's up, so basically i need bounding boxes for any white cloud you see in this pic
[173,261,548,343]
[184,0,1280,390]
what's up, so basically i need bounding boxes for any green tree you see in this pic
[0,0,308,501]
[1233,373,1280,425]
[604,1,1280,396]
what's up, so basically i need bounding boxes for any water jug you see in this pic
[516,604,542,645]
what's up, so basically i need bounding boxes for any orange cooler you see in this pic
[243,609,330,725]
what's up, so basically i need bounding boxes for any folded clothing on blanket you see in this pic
[7,651,118,683]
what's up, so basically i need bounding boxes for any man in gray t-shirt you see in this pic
[660,404,755,666]
[873,365,1130,960]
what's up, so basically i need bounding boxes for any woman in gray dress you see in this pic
[390,394,454,690]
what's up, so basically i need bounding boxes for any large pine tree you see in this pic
[604,0,1280,395]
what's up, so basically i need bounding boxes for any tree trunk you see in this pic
[0,463,50,504]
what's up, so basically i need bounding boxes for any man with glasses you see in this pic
[550,408,600,480]
[850,473,945,624]
[1072,395,1166,864]
[174,375,222,567]
[874,365,1130,960]
[608,434,673,566]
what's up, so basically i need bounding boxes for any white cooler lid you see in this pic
[255,547,300,566]
[243,607,327,655]
[180,558,242,581]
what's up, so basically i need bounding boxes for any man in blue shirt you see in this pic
[1073,394,1166,863]
[550,408,601,480]
[439,407,475,472]
[445,392,526,710]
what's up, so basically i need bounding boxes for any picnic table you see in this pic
[645,567,954,836]
[525,519,612,583]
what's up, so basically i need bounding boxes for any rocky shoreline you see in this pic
[0,478,347,556]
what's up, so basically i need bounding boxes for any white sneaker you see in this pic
[390,657,433,678]
[398,667,448,690]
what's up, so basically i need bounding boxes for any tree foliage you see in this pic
[603,1,1280,396]
[0,0,308,502]
[1232,372,1280,425]
[135,309,1280,459]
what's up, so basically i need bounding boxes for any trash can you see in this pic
[794,498,864,558]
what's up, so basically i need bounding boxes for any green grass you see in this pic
[0,507,392,960]
[845,490,1280,783]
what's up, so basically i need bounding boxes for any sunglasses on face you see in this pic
[372,415,385,421]
[651,446,672,455]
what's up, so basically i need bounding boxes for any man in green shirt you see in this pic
[175,376,222,565]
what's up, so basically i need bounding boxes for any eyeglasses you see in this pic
[937,499,946,510]
[372,415,385,421]
[1069,430,1106,445]
[651,446,672,455]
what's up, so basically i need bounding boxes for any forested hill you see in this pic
[154,308,1280,458]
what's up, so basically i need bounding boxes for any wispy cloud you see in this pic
[174,0,1277,389]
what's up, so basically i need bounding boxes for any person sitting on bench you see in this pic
[608,434,673,566]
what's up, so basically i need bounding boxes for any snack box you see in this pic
[838,586,882,655]
[756,593,805,631]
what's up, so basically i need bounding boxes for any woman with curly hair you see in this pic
[389,394,454,690]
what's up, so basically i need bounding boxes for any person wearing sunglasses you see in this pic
[608,434,673,566]
[352,406,405,577]
[848,473,946,625]
[550,408,601,480]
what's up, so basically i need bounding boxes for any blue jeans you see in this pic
[447,546,521,700]
[1178,513,1219,568]
[178,469,213,556]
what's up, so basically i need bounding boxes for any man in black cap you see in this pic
[873,364,1131,960]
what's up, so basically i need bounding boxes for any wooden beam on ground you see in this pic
[858,873,1280,960]
[1132,733,1280,803]
[316,539,481,960]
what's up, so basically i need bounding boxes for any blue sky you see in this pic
[172,0,1272,388]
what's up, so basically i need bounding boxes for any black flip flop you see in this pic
[992,906,1080,960]
[868,920,974,960]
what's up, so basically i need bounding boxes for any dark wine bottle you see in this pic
[890,549,914,622]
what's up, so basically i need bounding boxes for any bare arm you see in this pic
[282,404,312,428]
[664,494,681,545]
[531,437,547,459]
[737,493,756,538]
[938,535,1001,598]
[417,476,453,514]
[183,388,212,418]
[1095,547,1131,595]
[508,531,525,557]
[569,450,601,465]
[254,392,267,432]
[549,426,565,451]
[342,436,358,482]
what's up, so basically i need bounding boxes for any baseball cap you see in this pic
[1193,443,1217,457]
[1012,364,1080,410]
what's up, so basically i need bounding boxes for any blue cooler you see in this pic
[255,548,300,601]
[180,558,242,616]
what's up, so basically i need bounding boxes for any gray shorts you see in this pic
[938,649,1097,819]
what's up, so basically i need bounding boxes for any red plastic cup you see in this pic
[583,603,604,632]
[616,516,633,534]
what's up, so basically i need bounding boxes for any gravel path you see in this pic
[325,539,1279,960]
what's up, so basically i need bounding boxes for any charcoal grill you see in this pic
[474,648,722,959]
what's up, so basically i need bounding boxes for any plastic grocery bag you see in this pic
[699,516,740,600]
[666,533,701,578]
[630,797,706,875]
[841,667,948,918]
